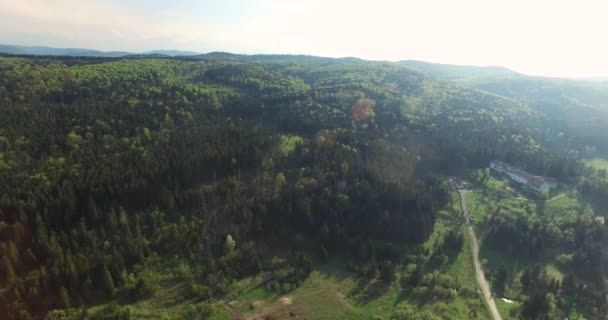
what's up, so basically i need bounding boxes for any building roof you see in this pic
[491,160,556,189]
[528,176,546,189]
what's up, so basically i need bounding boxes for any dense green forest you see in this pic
[0,54,607,319]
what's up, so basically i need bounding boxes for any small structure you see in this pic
[225,234,236,252]
[490,160,557,193]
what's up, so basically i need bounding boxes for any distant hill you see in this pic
[0,44,199,57]
[399,60,517,80]
[0,44,131,57]
[144,49,200,56]
[580,77,608,83]
[191,51,364,65]
[400,59,608,152]
[465,75,608,152]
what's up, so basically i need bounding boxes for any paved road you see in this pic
[459,190,502,320]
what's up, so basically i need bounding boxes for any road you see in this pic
[459,190,503,320]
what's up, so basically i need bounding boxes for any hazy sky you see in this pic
[1,0,607,77]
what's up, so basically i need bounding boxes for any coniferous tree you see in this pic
[58,286,70,309]
[2,256,16,285]
[0,292,9,319]
[7,241,19,266]
[102,265,115,297]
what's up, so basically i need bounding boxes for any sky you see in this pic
[1,0,607,78]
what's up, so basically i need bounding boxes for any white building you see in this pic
[489,160,557,193]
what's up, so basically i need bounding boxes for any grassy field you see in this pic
[80,191,492,320]
[49,174,593,319]
[238,268,355,319]
[444,225,492,319]
[545,193,582,223]
[222,195,490,320]
[465,191,490,223]
[227,258,490,320]
[479,245,566,296]
[81,254,234,320]
[468,175,535,217]
[87,300,231,320]
[468,172,585,225]
[469,170,584,225]
[465,171,587,319]
[496,298,520,320]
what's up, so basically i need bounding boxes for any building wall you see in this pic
[507,172,528,185]
[530,183,550,193]
[489,160,557,193]
[490,162,504,172]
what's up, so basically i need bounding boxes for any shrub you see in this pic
[190,284,211,300]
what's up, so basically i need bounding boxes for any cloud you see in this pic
[0,0,227,51]
[1,0,607,77]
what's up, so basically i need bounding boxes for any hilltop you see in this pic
[0,44,199,58]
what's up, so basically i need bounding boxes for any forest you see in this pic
[0,54,607,319]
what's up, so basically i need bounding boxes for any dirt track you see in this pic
[459,190,502,320]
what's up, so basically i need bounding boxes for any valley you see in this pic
[0,54,607,320]
[459,189,501,320]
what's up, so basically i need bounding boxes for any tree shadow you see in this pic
[361,280,391,302]
[393,285,411,306]
[349,278,391,305]
[348,277,369,301]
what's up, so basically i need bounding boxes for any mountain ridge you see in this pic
[0,44,199,57]
[398,59,518,80]
[3,43,608,80]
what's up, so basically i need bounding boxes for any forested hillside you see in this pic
[399,60,517,81]
[467,76,608,154]
[407,60,608,319]
[0,55,606,319]
[401,60,608,155]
